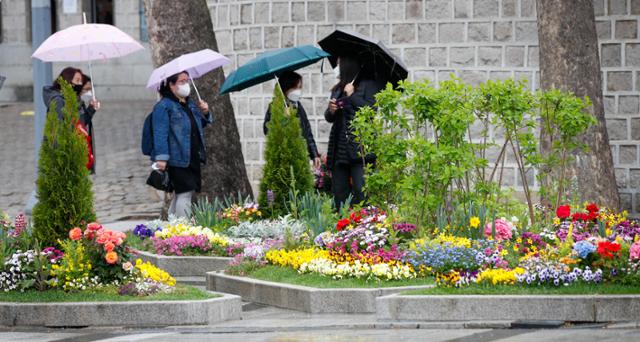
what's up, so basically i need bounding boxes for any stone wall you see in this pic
[1,0,639,213]
[0,0,154,102]
[208,0,640,213]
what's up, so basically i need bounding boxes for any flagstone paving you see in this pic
[0,101,162,223]
[0,304,638,341]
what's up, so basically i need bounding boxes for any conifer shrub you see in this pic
[33,79,96,247]
[258,84,313,217]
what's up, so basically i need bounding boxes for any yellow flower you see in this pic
[135,259,176,286]
[469,216,480,229]
[553,217,561,225]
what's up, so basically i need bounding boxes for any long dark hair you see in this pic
[332,56,361,92]
[277,70,302,95]
[81,74,92,87]
[52,67,82,90]
[158,71,189,99]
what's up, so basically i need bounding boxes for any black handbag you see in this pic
[146,168,173,192]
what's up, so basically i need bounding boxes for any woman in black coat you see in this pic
[325,56,383,210]
[264,71,321,168]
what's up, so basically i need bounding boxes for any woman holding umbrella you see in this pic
[42,67,100,171]
[325,56,384,210]
[151,71,212,218]
[263,70,321,169]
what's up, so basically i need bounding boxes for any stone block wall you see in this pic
[0,0,154,102]
[208,0,640,212]
[1,0,639,213]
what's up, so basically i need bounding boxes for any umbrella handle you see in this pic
[88,60,96,101]
[274,75,288,109]
[189,75,202,102]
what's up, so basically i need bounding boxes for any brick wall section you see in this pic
[1,0,639,213]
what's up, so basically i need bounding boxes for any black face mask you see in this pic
[72,84,83,94]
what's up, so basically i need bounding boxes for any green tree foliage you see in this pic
[33,79,96,247]
[352,76,595,234]
[258,84,313,217]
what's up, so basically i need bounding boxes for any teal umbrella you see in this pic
[219,45,330,95]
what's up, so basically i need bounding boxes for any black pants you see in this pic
[332,162,364,210]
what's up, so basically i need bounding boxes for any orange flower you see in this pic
[86,222,103,231]
[105,251,118,264]
[68,228,83,241]
[96,232,108,244]
[104,241,115,253]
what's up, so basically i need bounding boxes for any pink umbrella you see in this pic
[32,14,144,98]
[146,49,230,101]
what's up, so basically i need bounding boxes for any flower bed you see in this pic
[0,213,180,298]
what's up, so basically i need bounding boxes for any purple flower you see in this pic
[266,190,275,207]
[392,223,417,234]
[152,235,212,256]
[133,224,157,240]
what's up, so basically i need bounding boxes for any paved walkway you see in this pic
[0,304,638,341]
[0,101,162,223]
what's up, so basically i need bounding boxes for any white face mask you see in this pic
[287,89,302,102]
[176,83,191,97]
[333,66,340,80]
[80,91,93,105]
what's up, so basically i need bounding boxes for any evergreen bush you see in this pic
[33,79,96,247]
[258,84,313,217]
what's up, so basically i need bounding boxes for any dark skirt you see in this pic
[168,162,201,194]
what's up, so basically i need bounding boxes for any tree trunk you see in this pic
[536,0,620,209]
[143,0,253,203]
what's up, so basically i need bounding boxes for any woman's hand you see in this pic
[328,98,338,114]
[344,83,355,96]
[156,160,167,171]
[197,100,209,113]
[314,156,322,169]
[90,99,101,111]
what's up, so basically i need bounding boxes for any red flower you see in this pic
[336,218,350,231]
[349,212,362,223]
[556,205,571,219]
[571,212,589,222]
[586,203,599,214]
[597,241,621,259]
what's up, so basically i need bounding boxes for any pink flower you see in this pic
[630,241,640,260]
[484,219,513,241]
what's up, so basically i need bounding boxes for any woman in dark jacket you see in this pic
[325,56,383,210]
[151,71,212,218]
[263,71,321,168]
[42,67,100,172]
[79,75,100,174]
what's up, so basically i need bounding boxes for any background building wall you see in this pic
[1,0,640,213]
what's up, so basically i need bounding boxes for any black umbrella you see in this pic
[318,29,408,87]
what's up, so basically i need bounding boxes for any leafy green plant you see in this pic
[476,78,538,224]
[258,84,314,217]
[33,78,95,248]
[288,190,335,237]
[353,77,484,231]
[537,88,596,209]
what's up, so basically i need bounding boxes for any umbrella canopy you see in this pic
[31,23,144,62]
[146,49,230,90]
[318,29,408,87]
[219,45,330,95]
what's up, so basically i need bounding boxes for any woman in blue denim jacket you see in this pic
[151,71,212,217]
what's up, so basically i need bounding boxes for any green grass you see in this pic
[403,283,640,295]
[0,284,218,303]
[126,232,154,253]
[244,265,434,288]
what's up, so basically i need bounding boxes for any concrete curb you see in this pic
[134,250,232,277]
[376,294,640,322]
[0,291,241,327]
[207,271,434,313]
